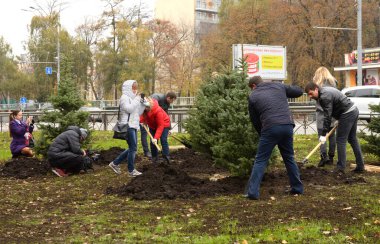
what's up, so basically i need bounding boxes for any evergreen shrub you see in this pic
[361,104,380,159]
[185,66,259,176]
[34,56,89,157]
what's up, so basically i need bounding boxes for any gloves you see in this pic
[140,97,151,107]
[152,138,158,145]
[319,136,326,144]
[143,100,151,107]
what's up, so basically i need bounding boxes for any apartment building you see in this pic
[155,0,221,40]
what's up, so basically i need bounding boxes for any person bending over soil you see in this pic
[48,126,89,177]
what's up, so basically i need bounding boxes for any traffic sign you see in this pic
[20,97,27,104]
[45,67,53,75]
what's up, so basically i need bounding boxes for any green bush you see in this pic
[34,55,89,157]
[361,103,380,159]
[185,66,259,176]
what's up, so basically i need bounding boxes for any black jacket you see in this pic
[248,82,303,134]
[318,87,354,135]
[151,93,170,113]
[47,126,84,160]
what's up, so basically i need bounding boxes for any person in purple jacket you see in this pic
[9,110,34,157]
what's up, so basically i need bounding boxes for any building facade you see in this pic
[155,0,221,40]
[334,47,380,87]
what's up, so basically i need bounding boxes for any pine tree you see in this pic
[361,104,380,158]
[185,64,260,176]
[34,55,89,157]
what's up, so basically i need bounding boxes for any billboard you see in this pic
[232,44,287,80]
[345,50,380,66]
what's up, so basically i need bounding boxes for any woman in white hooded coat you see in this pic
[109,80,147,176]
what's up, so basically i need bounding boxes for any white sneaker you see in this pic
[129,169,142,177]
[109,162,121,174]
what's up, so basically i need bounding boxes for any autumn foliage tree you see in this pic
[201,0,380,86]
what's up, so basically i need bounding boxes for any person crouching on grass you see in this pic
[9,110,34,158]
[140,97,171,163]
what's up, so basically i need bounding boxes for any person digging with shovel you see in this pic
[305,82,365,174]
[140,97,171,164]
[246,76,304,200]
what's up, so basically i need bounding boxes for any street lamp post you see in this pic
[357,0,363,86]
[57,14,61,88]
[313,0,363,86]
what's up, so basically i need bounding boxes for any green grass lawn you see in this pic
[0,131,379,243]
[1,131,377,165]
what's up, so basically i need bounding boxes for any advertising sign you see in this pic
[232,44,287,80]
[345,51,380,66]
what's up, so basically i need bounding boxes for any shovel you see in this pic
[171,134,192,149]
[142,124,162,152]
[301,123,338,165]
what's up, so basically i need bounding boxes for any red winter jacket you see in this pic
[140,100,171,139]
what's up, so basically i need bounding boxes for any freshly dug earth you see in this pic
[105,148,371,200]
[0,157,50,179]
[0,148,373,200]
[0,147,125,179]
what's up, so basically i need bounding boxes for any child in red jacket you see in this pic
[140,98,171,163]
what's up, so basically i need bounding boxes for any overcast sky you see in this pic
[0,0,155,56]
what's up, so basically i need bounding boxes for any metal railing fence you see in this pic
[0,94,312,111]
[0,105,371,135]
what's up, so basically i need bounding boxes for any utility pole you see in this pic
[57,13,61,88]
[357,0,363,86]
[313,1,363,86]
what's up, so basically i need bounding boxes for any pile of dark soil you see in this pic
[0,147,370,199]
[92,147,125,166]
[106,148,369,200]
[0,157,50,179]
[105,162,245,200]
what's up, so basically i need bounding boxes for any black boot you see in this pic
[326,156,334,165]
[318,154,328,167]
[152,156,159,163]
[144,151,152,159]
[163,155,171,164]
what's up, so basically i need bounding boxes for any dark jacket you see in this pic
[47,126,84,160]
[9,120,33,155]
[248,82,303,134]
[318,87,354,135]
[316,80,337,129]
[151,93,170,113]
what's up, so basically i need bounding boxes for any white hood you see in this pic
[122,80,137,98]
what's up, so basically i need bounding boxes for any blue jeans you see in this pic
[150,127,170,157]
[139,124,150,154]
[336,108,364,170]
[247,124,303,199]
[113,128,137,172]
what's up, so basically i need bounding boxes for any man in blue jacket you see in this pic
[246,76,304,200]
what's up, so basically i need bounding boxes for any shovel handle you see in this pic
[303,123,338,162]
[142,124,162,151]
